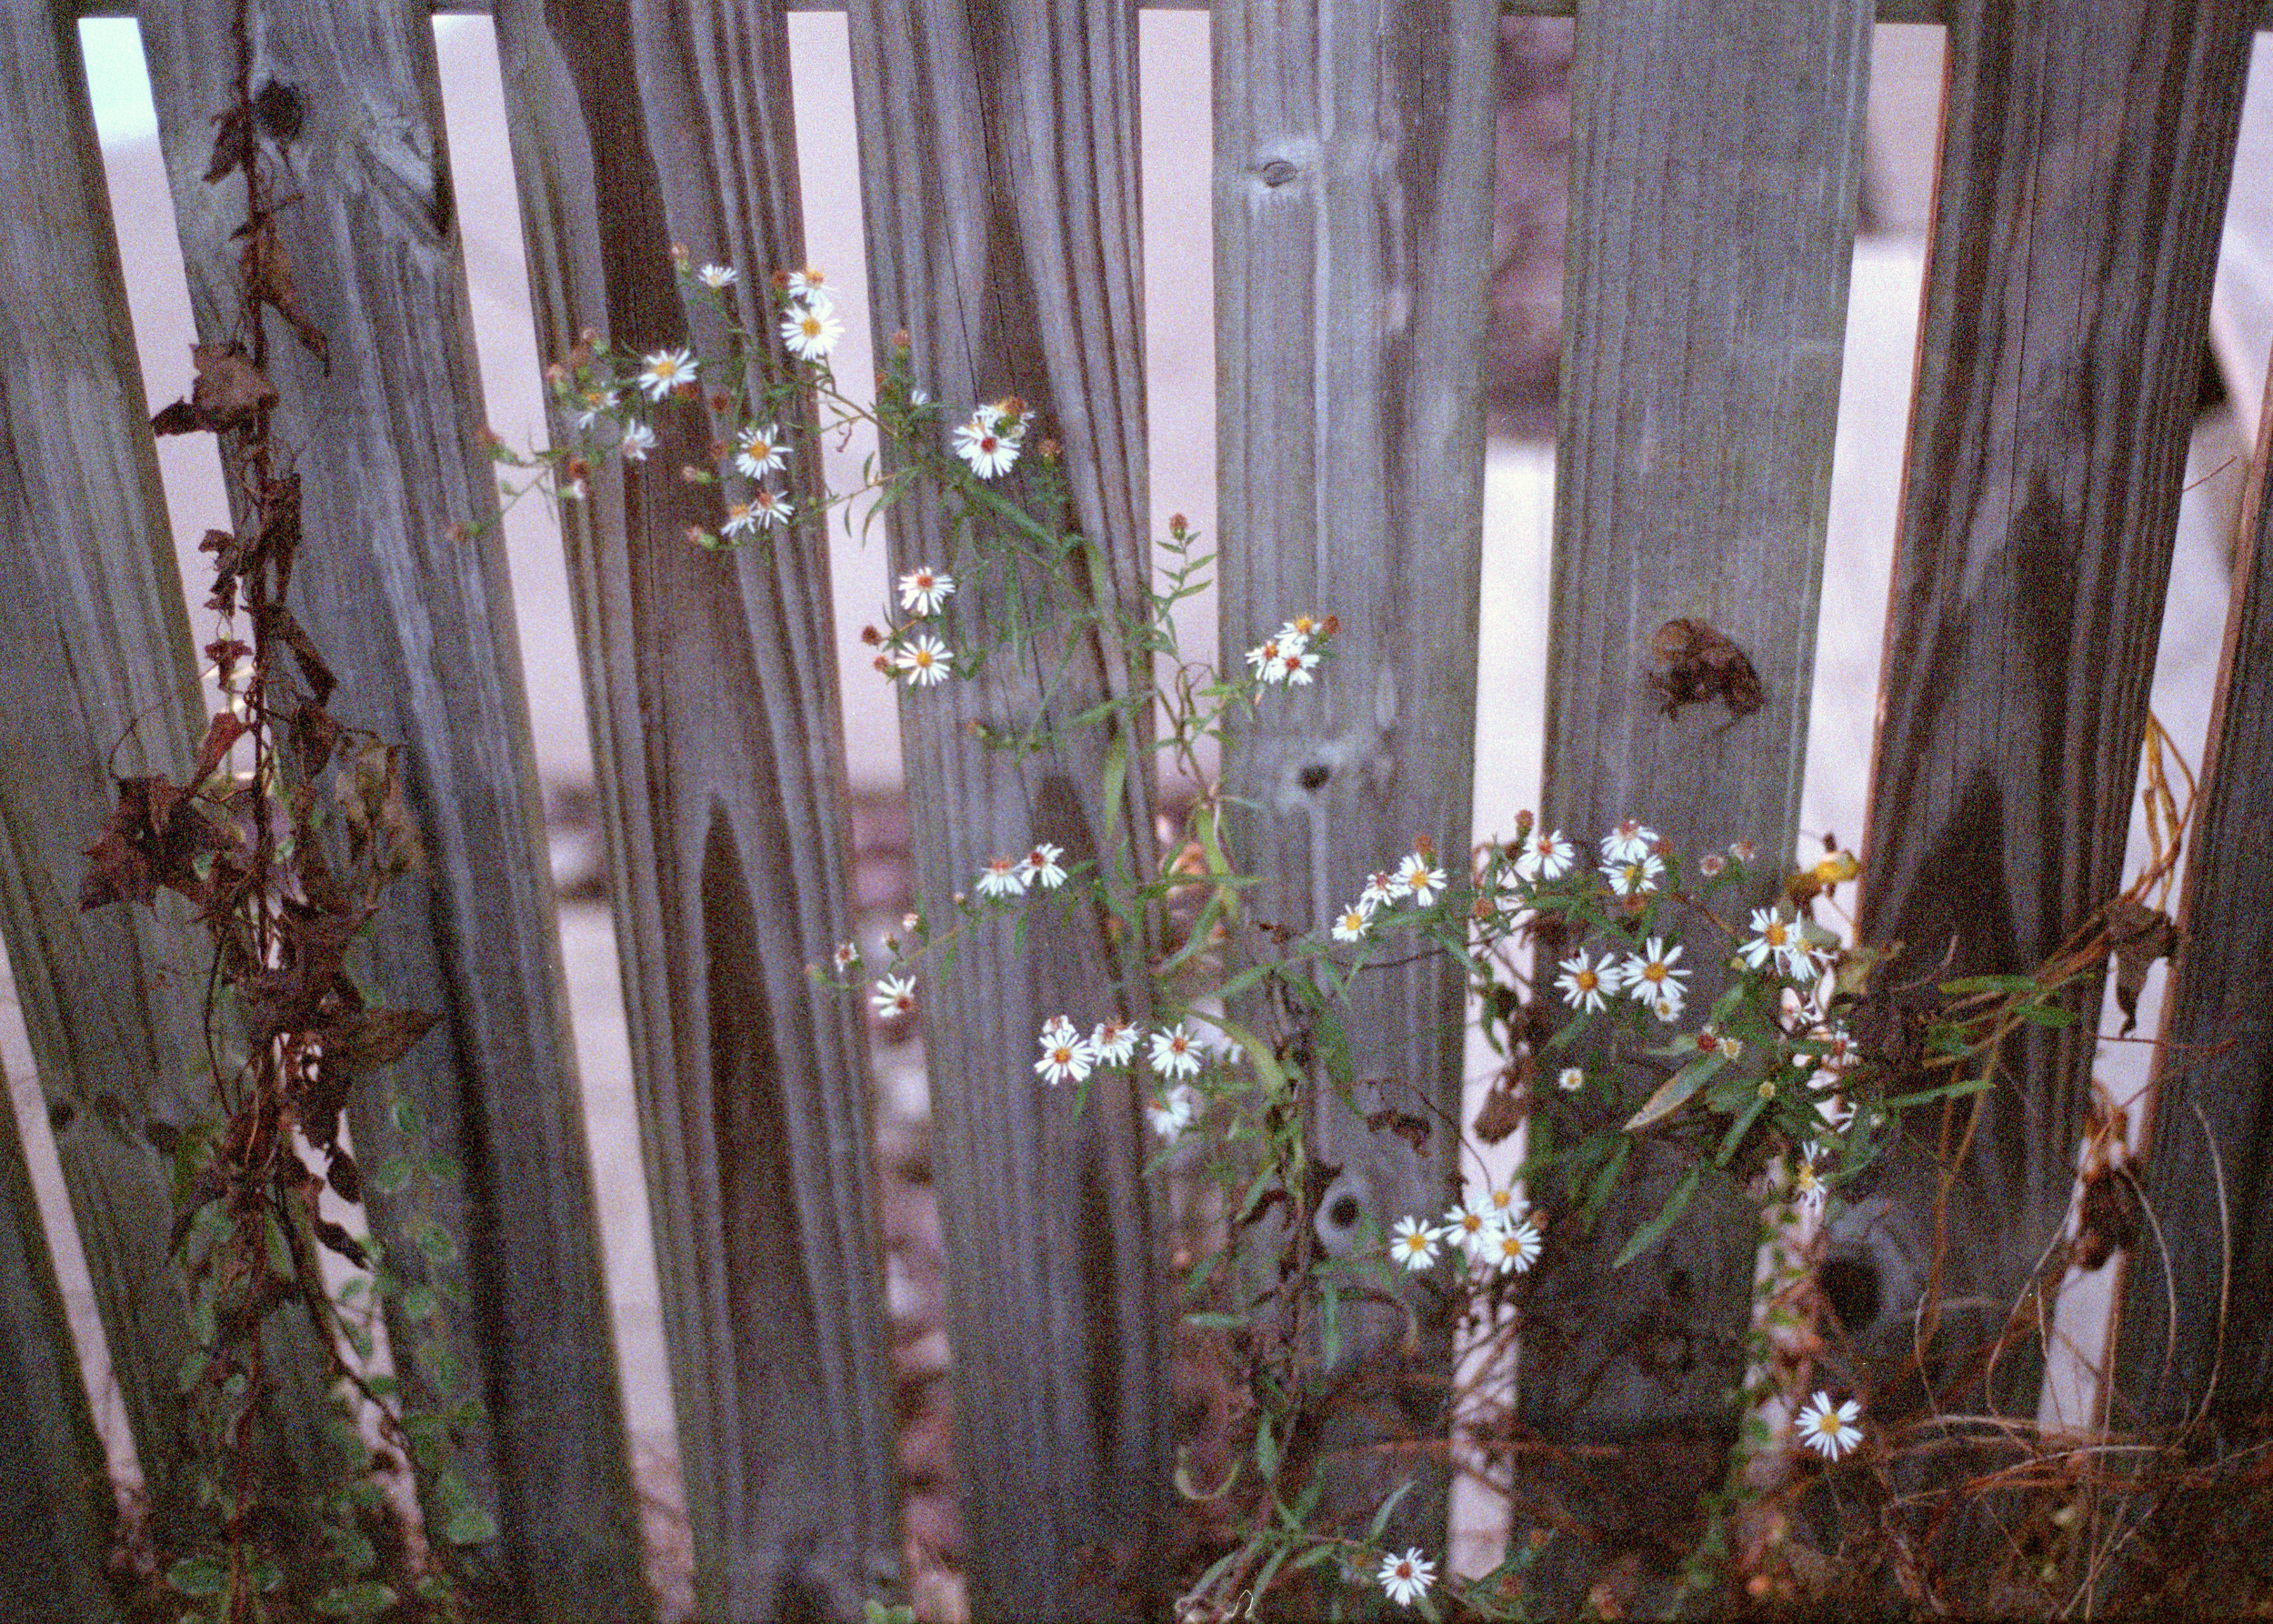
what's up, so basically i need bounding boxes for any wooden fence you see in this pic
[1,0,2268,1619]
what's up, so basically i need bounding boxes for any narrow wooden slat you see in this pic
[1855,0,2254,1415]
[0,1083,118,1623]
[1517,0,1868,1591]
[135,7,648,1613]
[488,1,900,1615]
[844,0,1167,1613]
[1212,0,1497,1549]
[0,0,261,1551]
[2109,356,2273,1430]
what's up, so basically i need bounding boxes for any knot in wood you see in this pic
[1257,157,1300,187]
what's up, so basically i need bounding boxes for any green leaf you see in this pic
[1614,1165,1703,1268]
[168,1555,225,1597]
[315,1582,400,1618]
[1940,973,2041,996]
[1714,1090,1773,1167]
[439,1505,498,1547]
[2013,1001,2079,1028]
[1877,1070,1995,1111]
[1623,1052,1729,1133]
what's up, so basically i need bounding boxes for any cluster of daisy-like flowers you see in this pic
[1030,1012,1217,1139]
[1327,840,1449,946]
[951,396,1034,480]
[866,562,960,689]
[1387,1185,1546,1279]
[1241,613,1338,689]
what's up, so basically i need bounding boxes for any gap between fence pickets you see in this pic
[62,0,2273,24]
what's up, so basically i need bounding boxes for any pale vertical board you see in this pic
[135,7,648,1613]
[1855,0,2253,1411]
[0,0,250,1550]
[2110,357,2273,1429]
[844,0,1167,1613]
[1212,0,1497,1549]
[0,1083,118,1623]
[488,1,900,1616]
[1517,0,1868,1589]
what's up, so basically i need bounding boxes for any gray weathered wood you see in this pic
[1212,0,1497,1552]
[844,0,1168,1613]
[136,7,649,1613]
[0,0,294,1552]
[2109,354,2273,1431]
[1517,0,1868,1593]
[1855,0,2254,1418]
[0,1080,118,1624]
[489,1,900,1616]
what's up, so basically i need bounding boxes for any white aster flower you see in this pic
[1019,843,1068,889]
[1792,1158,1826,1221]
[1360,869,1405,909]
[1647,987,1687,1023]
[720,500,759,540]
[1489,1215,1544,1274]
[1740,906,1799,975]
[870,973,916,1018]
[1148,1022,1202,1079]
[1147,1082,1199,1139]
[1514,827,1574,882]
[569,383,619,431]
[1604,852,1665,896]
[1039,1013,1080,1046]
[897,564,955,616]
[951,401,1027,479]
[1440,1197,1503,1263]
[696,261,736,289]
[617,419,657,462]
[1394,851,1447,907]
[1091,1018,1139,1066]
[1623,937,1689,1010]
[1795,1390,1862,1460]
[1331,901,1373,943]
[785,266,832,308]
[1273,642,1321,685]
[733,422,788,478]
[976,856,1028,898]
[1555,948,1612,1014]
[636,346,696,399]
[1035,1026,1097,1087]
[1599,818,1659,865]
[1557,1066,1585,1092]
[1387,1215,1442,1271]
[896,633,954,687]
[1244,633,1291,680]
[1376,1548,1437,1609]
[780,303,844,360]
[831,940,861,973]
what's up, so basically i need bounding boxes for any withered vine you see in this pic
[80,7,471,1619]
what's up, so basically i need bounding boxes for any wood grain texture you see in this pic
[490,1,899,1616]
[0,1078,118,1624]
[2109,354,2273,1430]
[1519,0,1867,1479]
[0,0,287,1551]
[844,0,1168,1613]
[136,6,648,1613]
[1855,0,2253,1414]
[1212,0,1497,1548]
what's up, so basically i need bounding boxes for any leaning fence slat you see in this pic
[2110,356,2273,1429]
[0,0,295,1551]
[489,1,900,1615]
[136,6,648,1612]
[844,0,1167,1613]
[1212,0,1498,1547]
[1855,1,2254,1414]
[1521,0,1869,1500]
[0,1078,117,1623]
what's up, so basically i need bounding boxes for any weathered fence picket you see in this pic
[1212,0,1498,1547]
[2112,352,2273,1429]
[135,5,650,1612]
[490,0,901,1615]
[1855,0,2255,1421]
[0,0,354,1560]
[1517,0,1869,1595]
[845,0,1169,1613]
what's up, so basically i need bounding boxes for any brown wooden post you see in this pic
[842,0,1169,1613]
[1211,0,1499,1552]
[490,0,902,1615]
[137,6,650,1614]
[1517,0,1870,1598]
[1854,0,2254,1422]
